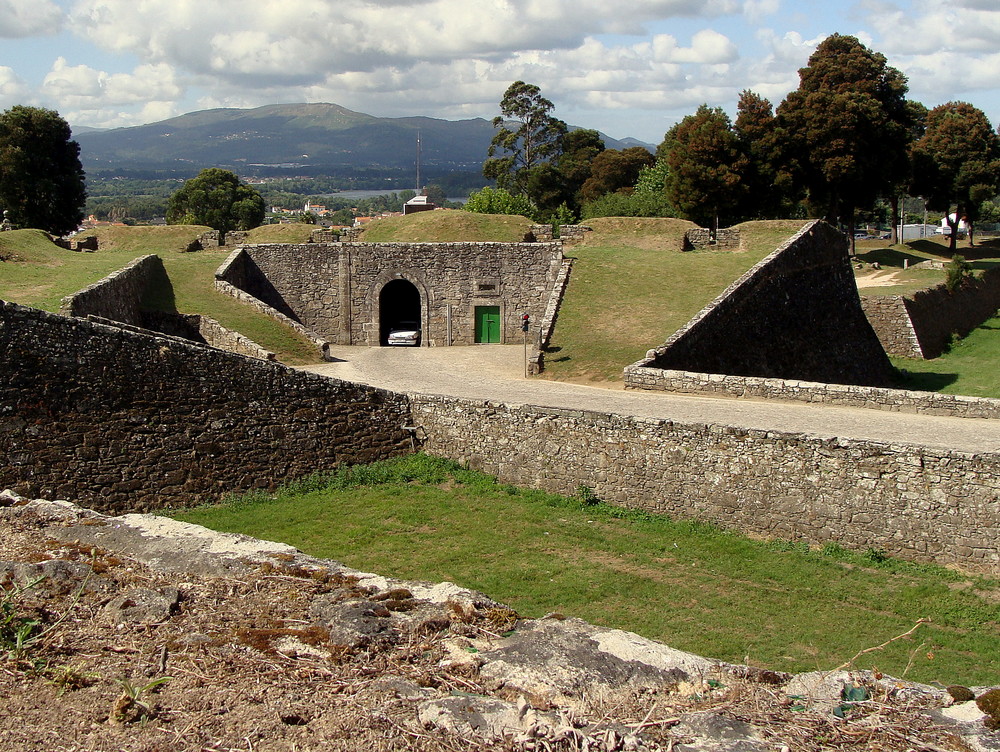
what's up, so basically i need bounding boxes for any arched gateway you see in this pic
[378,278,422,346]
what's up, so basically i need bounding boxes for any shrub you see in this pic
[463,187,537,219]
[945,254,973,292]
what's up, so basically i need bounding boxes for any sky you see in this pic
[0,0,998,144]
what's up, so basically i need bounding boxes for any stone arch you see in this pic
[369,269,432,346]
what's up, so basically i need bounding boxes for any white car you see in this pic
[387,321,421,346]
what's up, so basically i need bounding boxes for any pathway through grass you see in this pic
[169,454,1000,686]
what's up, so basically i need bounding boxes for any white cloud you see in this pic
[0,0,63,38]
[0,66,30,107]
[41,58,183,126]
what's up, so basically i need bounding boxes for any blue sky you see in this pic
[0,0,998,144]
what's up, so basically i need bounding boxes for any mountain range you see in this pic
[74,103,653,179]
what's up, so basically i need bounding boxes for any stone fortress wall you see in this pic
[409,395,1000,572]
[636,221,895,388]
[860,266,1000,359]
[0,300,411,514]
[215,241,567,349]
[3,296,1000,570]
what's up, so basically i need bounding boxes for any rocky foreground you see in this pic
[0,490,997,752]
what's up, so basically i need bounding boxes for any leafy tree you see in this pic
[911,102,1000,250]
[775,34,911,240]
[733,91,794,220]
[483,81,567,199]
[556,129,605,209]
[0,106,86,236]
[660,105,746,230]
[633,159,669,196]
[463,186,536,218]
[167,168,266,233]
[579,147,656,204]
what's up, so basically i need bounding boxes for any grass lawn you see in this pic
[851,234,1000,396]
[542,219,810,382]
[359,209,534,242]
[892,313,1000,396]
[168,454,1000,686]
[0,227,318,364]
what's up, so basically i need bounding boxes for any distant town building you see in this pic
[403,195,436,215]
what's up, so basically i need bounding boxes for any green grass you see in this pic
[167,454,1000,686]
[543,219,809,382]
[0,227,317,364]
[360,209,534,242]
[892,313,1000,396]
[854,235,1000,298]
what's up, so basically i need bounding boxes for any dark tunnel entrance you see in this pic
[379,279,422,346]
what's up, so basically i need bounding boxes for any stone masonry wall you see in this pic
[0,300,411,514]
[861,268,1000,359]
[624,365,1000,419]
[59,254,163,325]
[411,394,1000,571]
[218,242,565,347]
[858,296,924,358]
[683,228,741,251]
[645,221,895,387]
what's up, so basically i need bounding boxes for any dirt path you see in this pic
[302,346,1000,455]
[855,269,904,288]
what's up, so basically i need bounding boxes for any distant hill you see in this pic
[74,103,653,179]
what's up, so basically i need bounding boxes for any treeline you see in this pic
[473,34,1000,253]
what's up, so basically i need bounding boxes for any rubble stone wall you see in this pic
[683,228,741,250]
[641,221,895,387]
[411,394,1000,571]
[217,242,565,347]
[0,301,411,513]
[861,269,1000,359]
[624,365,1000,418]
[58,254,163,326]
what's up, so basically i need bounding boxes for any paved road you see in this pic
[301,345,1000,455]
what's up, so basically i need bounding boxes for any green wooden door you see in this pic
[474,306,501,343]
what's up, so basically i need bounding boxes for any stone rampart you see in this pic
[683,228,741,251]
[217,242,565,348]
[0,300,411,513]
[410,394,1000,571]
[861,268,1000,359]
[642,221,894,387]
[59,254,163,326]
[859,296,924,358]
[624,365,1000,418]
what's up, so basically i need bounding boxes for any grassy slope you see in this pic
[852,234,1000,396]
[0,227,317,364]
[543,219,809,382]
[169,455,1000,686]
[359,209,534,242]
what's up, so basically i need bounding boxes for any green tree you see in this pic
[734,90,793,220]
[463,186,537,218]
[556,129,605,210]
[911,102,1000,251]
[483,81,567,199]
[660,105,746,230]
[0,106,86,236]
[167,168,266,233]
[776,34,911,240]
[579,147,656,203]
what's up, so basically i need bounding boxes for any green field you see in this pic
[169,454,1000,686]
[5,216,1000,395]
[541,218,808,382]
[0,227,318,364]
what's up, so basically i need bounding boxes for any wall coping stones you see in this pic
[623,364,1000,419]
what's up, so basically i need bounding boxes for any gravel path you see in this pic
[302,345,1000,455]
